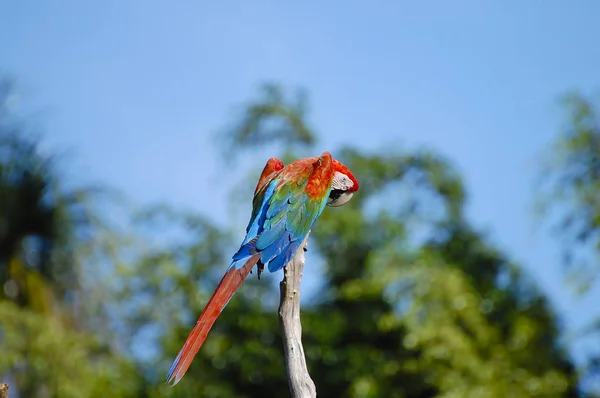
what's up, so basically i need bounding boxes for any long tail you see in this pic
[166,253,261,386]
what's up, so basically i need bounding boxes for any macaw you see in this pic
[166,151,359,386]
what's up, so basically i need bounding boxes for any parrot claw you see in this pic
[257,262,264,280]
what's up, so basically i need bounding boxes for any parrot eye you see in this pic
[327,190,354,207]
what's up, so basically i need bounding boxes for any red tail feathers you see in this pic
[166,254,261,386]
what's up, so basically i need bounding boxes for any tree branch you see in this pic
[278,232,317,398]
[0,384,8,398]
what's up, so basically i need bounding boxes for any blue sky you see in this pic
[2,0,600,362]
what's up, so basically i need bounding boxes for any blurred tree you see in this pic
[536,92,600,394]
[0,77,106,318]
[116,83,582,397]
[537,92,600,290]
[2,75,587,397]
[0,77,143,397]
[108,205,290,397]
[0,301,143,398]
[223,83,315,154]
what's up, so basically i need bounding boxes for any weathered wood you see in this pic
[278,233,317,398]
[0,383,8,398]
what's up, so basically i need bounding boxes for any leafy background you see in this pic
[1,2,600,397]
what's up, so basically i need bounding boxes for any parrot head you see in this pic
[327,159,359,207]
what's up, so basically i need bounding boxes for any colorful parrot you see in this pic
[166,151,359,386]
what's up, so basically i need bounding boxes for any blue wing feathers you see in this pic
[243,183,276,243]
[265,208,286,228]
[260,230,291,265]
[256,215,286,249]
[231,237,258,262]
[231,171,331,275]
[267,240,300,273]
[266,184,290,218]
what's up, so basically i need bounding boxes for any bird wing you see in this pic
[232,151,334,273]
[166,152,335,386]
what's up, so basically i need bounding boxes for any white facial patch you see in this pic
[331,172,354,191]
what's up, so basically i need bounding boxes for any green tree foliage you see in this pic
[0,77,110,316]
[538,92,600,287]
[0,78,143,397]
[113,83,580,397]
[303,147,577,397]
[537,92,600,394]
[1,78,588,397]
[223,83,315,154]
[0,301,142,398]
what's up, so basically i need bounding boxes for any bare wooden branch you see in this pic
[0,383,8,398]
[278,232,317,398]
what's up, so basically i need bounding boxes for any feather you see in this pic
[166,253,261,386]
[167,152,359,386]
